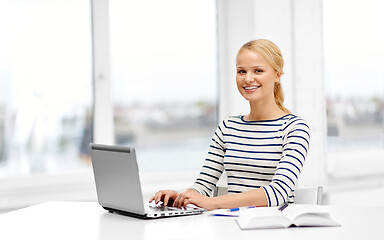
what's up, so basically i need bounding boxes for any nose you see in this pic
[244,73,255,84]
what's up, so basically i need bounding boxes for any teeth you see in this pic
[245,86,260,90]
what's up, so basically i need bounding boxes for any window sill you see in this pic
[326,148,384,178]
[0,170,198,212]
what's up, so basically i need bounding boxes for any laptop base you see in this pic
[103,206,151,219]
[103,206,203,219]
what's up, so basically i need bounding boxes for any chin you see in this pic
[241,94,259,102]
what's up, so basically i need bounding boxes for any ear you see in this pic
[275,72,282,83]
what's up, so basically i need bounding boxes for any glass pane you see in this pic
[324,0,384,151]
[0,0,93,176]
[109,0,218,172]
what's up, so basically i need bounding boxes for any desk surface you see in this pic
[0,201,382,240]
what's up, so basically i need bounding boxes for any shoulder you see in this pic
[218,115,244,127]
[282,114,310,135]
[283,114,308,124]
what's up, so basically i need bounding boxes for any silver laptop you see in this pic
[90,143,204,219]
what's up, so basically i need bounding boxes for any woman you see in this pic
[149,39,310,210]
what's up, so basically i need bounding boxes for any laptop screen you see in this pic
[90,144,146,215]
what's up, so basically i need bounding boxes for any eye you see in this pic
[255,69,263,73]
[238,70,246,74]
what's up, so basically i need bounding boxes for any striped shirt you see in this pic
[191,114,310,207]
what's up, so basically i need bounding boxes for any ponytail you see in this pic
[274,82,291,114]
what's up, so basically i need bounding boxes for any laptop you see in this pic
[89,143,204,219]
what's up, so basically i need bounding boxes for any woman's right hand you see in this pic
[149,190,179,206]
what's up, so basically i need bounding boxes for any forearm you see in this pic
[211,188,268,209]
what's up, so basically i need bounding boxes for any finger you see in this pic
[183,198,205,210]
[177,192,194,208]
[172,194,181,208]
[155,191,164,204]
[150,191,160,203]
[151,193,161,203]
[173,194,186,208]
[182,199,189,208]
[178,195,188,208]
[153,192,159,204]
[163,194,172,206]
[183,198,194,208]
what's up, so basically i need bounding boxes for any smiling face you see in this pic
[236,49,281,103]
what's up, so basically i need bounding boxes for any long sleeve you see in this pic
[191,121,226,196]
[262,118,310,206]
[191,115,310,205]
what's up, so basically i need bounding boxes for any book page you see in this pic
[292,214,341,227]
[236,207,292,229]
[282,204,340,227]
[283,204,329,221]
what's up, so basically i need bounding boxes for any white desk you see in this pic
[0,201,382,240]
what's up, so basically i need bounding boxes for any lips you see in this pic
[244,86,260,90]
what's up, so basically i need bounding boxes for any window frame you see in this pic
[3,0,384,213]
[322,0,384,178]
[0,0,220,211]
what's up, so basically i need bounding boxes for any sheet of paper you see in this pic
[208,208,241,217]
[208,207,257,217]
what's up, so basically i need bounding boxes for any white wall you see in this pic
[92,0,114,144]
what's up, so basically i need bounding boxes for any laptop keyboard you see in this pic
[144,201,204,218]
[147,204,184,212]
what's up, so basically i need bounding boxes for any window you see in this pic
[0,0,93,176]
[109,0,218,172]
[323,0,384,175]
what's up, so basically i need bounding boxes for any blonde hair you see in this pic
[237,39,290,114]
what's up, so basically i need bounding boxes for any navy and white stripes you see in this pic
[191,114,310,207]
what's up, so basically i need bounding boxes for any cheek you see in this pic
[236,77,243,90]
[260,76,276,88]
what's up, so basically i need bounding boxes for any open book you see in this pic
[236,204,340,229]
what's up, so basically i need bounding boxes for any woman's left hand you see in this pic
[173,189,216,211]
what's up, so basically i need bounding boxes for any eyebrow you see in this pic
[237,65,265,69]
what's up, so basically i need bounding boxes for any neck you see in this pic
[245,99,287,121]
